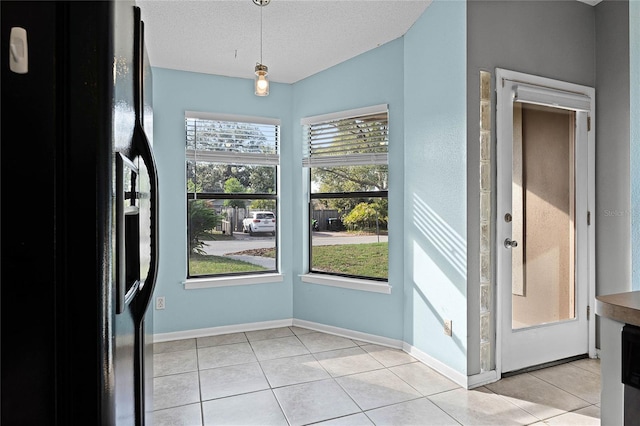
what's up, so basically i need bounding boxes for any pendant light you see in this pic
[254,0,270,96]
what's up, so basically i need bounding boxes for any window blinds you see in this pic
[186,112,280,166]
[302,104,388,167]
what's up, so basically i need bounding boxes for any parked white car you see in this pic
[242,211,276,236]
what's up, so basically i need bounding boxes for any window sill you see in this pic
[300,273,391,294]
[184,273,284,290]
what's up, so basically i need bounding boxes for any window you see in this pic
[186,112,279,278]
[302,104,389,281]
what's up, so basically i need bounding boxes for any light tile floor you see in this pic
[153,326,601,425]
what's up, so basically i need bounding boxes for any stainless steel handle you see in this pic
[504,238,518,249]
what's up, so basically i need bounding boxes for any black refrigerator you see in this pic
[1,1,159,425]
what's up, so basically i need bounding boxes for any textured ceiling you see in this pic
[137,0,432,83]
[137,0,601,84]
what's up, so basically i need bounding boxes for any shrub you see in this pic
[342,202,388,230]
[188,200,221,254]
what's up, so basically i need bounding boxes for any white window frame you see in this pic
[301,104,391,293]
[183,111,282,289]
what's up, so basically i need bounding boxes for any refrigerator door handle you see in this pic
[133,123,158,319]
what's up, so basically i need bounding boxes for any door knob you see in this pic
[504,238,518,249]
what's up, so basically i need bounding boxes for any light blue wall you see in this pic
[291,38,406,340]
[150,1,470,377]
[151,5,464,352]
[403,1,468,374]
[149,0,630,381]
[152,40,406,338]
[631,0,640,291]
[152,68,294,333]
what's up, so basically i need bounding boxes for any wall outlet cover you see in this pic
[444,319,452,336]
[156,296,165,310]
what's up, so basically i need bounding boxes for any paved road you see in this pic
[201,234,275,257]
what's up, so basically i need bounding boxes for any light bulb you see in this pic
[254,64,269,96]
[257,76,268,91]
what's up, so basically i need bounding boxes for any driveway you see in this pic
[201,233,274,257]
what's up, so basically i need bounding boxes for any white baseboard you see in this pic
[292,319,404,349]
[467,370,500,388]
[403,343,499,389]
[153,319,497,389]
[153,318,293,343]
[403,343,468,388]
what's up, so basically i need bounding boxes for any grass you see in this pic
[189,254,267,275]
[312,242,388,279]
[189,242,388,279]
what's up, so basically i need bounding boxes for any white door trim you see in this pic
[495,68,596,376]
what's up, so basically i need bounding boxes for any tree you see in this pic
[187,163,252,193]
[248,166,275,193]
[187,178,202,194]
[250,199,276,211]
[314,164,387,192]
[186,119,275,194]
[310,117,388,214]
[223,177,246,208]
[313,164,388,212]
[188,200,221,255]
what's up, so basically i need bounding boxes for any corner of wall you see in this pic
[595,0,632,296]
[403,0,469,376]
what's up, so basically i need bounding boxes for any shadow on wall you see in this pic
[412,278,467,356]
[406,193,467,359]
[412,193,466,283]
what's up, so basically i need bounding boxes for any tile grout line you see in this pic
[480,382,560,424]
[483,370,598,423]
[288,327,365,424]
[527,366,600,406]
[153,328,602,425]
[196,335,204,425]
[257,329,291,425]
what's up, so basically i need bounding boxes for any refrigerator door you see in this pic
[1,2,157,424]
[112,1,140,424]
[1,2,59,424]
[132,7,158,424]
[114,4,159,426]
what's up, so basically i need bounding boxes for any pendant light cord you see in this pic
[260,4,263,64]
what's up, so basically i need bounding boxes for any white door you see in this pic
[496,69,595,374]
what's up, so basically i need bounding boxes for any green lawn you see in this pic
[312,242,388,279]
[189,242,388,278]
[189,254,267,275]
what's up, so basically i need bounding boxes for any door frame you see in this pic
[495,68,596,376]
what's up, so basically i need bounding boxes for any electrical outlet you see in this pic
[444,319,452,336]
[156,296,165,310]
